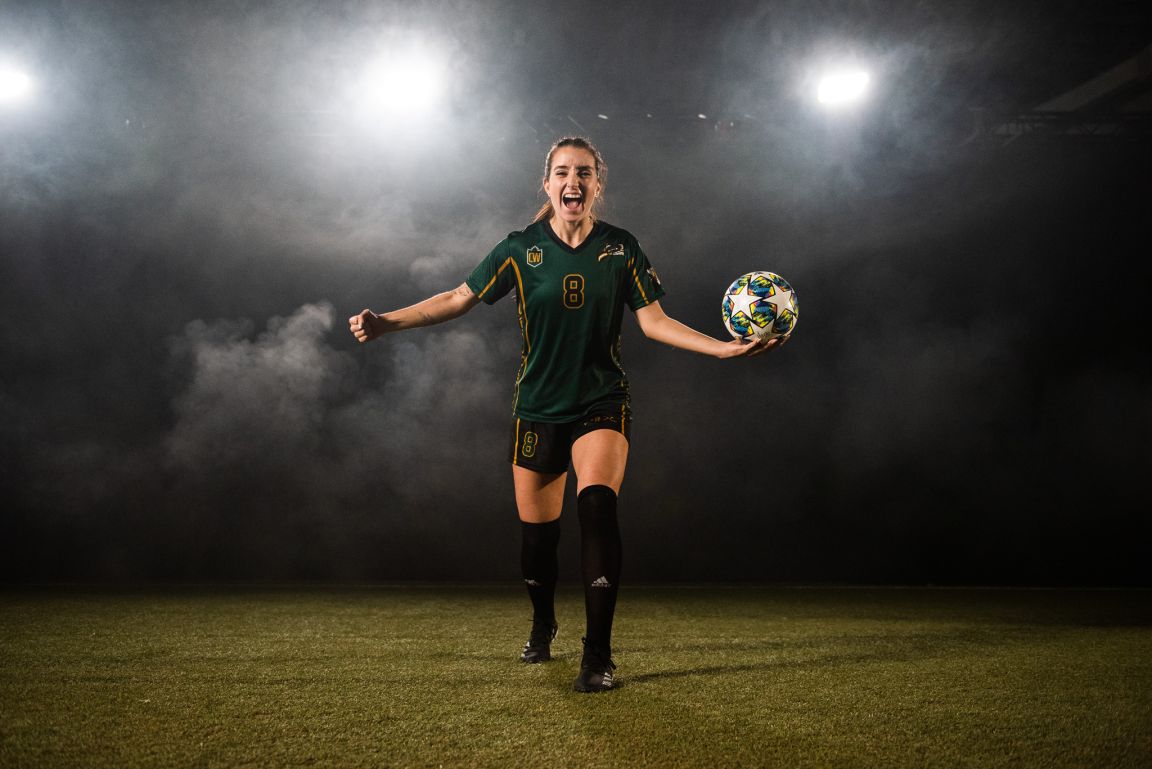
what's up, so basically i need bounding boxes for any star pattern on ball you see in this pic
[778,290,797,316]
[727,287,763,323]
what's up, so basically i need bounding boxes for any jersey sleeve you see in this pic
[465,238,516,305]
[625,238,666,311]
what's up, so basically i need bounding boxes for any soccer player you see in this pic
[349,136,780,692]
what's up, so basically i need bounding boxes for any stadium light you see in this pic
[816,70,870,107]
[0,64,33,106]
[355,46,446,119]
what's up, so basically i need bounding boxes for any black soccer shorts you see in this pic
[508,402,633,474]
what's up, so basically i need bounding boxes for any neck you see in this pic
[548,215,595,248]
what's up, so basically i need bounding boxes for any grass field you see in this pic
[1,586,1149,768]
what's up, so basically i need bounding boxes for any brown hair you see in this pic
[532,136,607,224]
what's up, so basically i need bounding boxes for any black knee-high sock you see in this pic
[520,519,560,625]
[577,485,622,651]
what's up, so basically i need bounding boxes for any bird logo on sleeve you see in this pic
[597,244,625,262]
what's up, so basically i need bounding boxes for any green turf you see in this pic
[1,586,1149,768]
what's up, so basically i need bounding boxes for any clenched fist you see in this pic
[348,309,383,344]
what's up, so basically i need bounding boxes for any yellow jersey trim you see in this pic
[477,257,514,301]
[629,258,651,306]
[509,259,529,353]
[510,258,531,413]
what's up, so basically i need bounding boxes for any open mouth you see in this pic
[562,192,584,212]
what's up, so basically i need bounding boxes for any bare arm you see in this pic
[349,283,480,343]
[633,300,780,359]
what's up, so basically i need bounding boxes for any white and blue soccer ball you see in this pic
[721,271,799,342]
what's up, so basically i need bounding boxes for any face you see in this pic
[543,146,601,224]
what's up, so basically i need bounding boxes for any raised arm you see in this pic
[633,300,779,359]
[349,282,480,344]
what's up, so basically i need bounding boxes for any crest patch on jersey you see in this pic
[647,267,662,287]
[526,246,543,267]
[597,244,625,262]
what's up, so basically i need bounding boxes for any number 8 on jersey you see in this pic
[563,274,585,309]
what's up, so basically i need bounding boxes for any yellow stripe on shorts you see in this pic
[512,418,521,464]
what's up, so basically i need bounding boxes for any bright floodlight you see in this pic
[0,65,33,105]
[356,48,445,118]
[816,70,870,107]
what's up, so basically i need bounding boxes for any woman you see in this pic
[349,137,779,693]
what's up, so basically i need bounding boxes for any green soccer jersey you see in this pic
[465,219,665,422]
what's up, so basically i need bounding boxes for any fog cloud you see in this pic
[3,0,1147,584]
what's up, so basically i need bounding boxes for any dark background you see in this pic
[2,0,1149,585]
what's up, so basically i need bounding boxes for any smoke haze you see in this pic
[2,0,1149,584]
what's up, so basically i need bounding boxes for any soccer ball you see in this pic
[721,271,799,342]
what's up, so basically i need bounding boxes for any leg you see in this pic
[571,429,628,691]
[514,466,565,661]
[513,465,566,523]
[571,428,628,496]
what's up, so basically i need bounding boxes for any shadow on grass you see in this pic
[451,628,1018,669]
[625,651,917,685]
[622,633,991,686]
[624,628,1012,655]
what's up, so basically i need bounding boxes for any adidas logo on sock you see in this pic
[591,576,612,588]
[525,579,541,587]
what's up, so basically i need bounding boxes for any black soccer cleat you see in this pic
[572,637,617,692]
[520,620,558,663]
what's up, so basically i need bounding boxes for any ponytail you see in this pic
[533,201,553,224]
